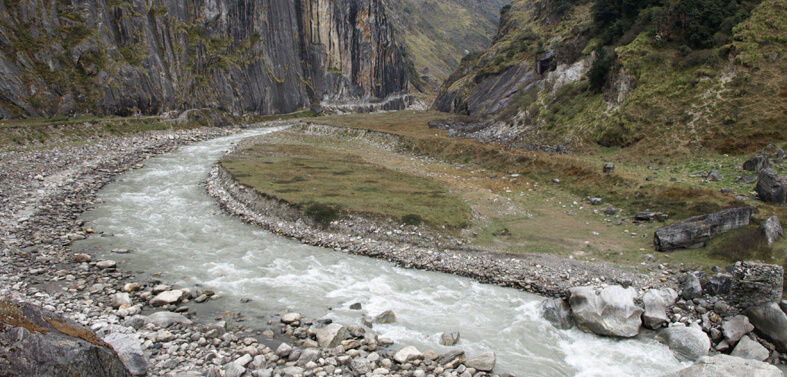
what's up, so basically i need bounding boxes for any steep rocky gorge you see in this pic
[0,0,409,119]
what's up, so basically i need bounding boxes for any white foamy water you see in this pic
[74,127,685,376]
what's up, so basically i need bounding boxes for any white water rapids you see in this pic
[74,127,686,376]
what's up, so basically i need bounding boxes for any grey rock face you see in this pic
[660,354,783,377]
[653,206,753,251]
[541,298,574,330]
[755,169,787,205]
[642,288,678,330]
[731,336,770,361]
[103,333,148,376]
[743,155,772,172]
[656,323,711,362]
[0,0,409,119]
[721,315,755,344]
[730,262,784,310]
[568,285,643,338]
[744,302,787,352]
[760,216,784,245]
[0,302,133,377]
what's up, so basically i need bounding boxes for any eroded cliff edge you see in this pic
[0,0,409,119]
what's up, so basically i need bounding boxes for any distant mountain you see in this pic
[382,0,510,92]
[433,0,786,157]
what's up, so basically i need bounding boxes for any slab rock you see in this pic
[730,262,784,310]
[744,302,787,353]
[653,206,753,251]
[0,302,133,377]
[567,285,643,338]
[659,354,782,377]
[760,216,784,245]
[642,288,678,330]
[755,168,787,205]
[657,323,711,362]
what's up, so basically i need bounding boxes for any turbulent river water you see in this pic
[74,127,686,376]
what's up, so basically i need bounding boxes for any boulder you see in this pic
[465,352,496,372]
[541,298,574,330]
[730,262,784,310]
[731,336,770,361]
[316,324,347,348]
[567,285,643,338]
[705,273,732,296]
[281,312,302,324]
[96,260,117,269]
[653,207,753,251]
[642,288,678,329]
[755,169,787,205]
[103,333,148,376]
[112,292,132,309]
[350,358,371,374]
[375,310,396,324]
[707,170,723,181]
[394,346,423,363]
[721,315,755,344]
[744,302,787,352]
[437,350,465,369]
[603,163,614,173]
[680,273,703,300]
[440,331,460,346]
[659,354,782,377]
[145,311,193,328]
[760,216,784,245]
[0,302,133,377]
[150,290,184,307]
[297,349,321,366]
[743,155,772,172]
[224,362,246,377]
[656,323,711,362]
[275,343,292,357]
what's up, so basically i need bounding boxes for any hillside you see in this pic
[0,0,409,119]
[383,0,509,93]
[433,0,787,159]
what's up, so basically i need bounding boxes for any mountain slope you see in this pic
[0,0,409,119]
[433,0,787,158]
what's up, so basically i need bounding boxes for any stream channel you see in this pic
[74,126,686,376]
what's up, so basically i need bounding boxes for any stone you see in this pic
[707,170,723,181]
[375,310,396,324]
[351,358,371,374]
[394,346,422,363]
[112,292,132,309]
[281,366,304,377]
[755,168,787,205]
[657,323,711,362]
[96,260,117,269]
[275,343,293,357]
[281,312,302,324]
[541,298,574,330]
[681,273,703,300]
[567,285,643,338]
[743,155,772,172]
[437,349,466,368]
[660,354,782,377]
[316,324,347,348]
[297,349,321,366]
[150,290,183,307]
[603,163,614,173]
[103,333,148,376]
[74,253,92,262]
[590,197,603,205]
[0,302,133,377]
[224,362,246,377]
[730,262,784,310]
[350,302,362,310]
[653,207,753,251]
[604,205,617,216]
[642,288,678,330]
[745,302,787,352]
[143,311,193,328]
[722,315,755,344]
[440,331,460,346]
[731,336,770,361]
[760,216,784,245]
[705,273,732,296]
[465,352,496,372]
[740,175,758,184]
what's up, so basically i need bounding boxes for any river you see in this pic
[74,126,685,376]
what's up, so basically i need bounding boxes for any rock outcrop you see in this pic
[660,354,783,377]
[0,0,409,119]
[755,169,787,205]
[567,285,643,338]
[0,301,133,376]
[653,207,753,251]
[657,323,711,362]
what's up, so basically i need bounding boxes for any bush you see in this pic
[709,227,772,263]
[402,214,423,226]
[305,202,341,227]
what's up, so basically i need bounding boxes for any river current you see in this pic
[74,127,685,376]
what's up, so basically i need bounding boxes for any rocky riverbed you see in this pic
[1,122,785,377]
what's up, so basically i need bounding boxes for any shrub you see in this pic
[305,202,341,227]
[402,214,423,226]
[709,227,772,263]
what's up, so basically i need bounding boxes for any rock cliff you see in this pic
[0,0,409,119]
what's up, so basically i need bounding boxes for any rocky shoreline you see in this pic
[1,122,785,377]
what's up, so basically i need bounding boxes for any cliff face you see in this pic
[0,0,409,119]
